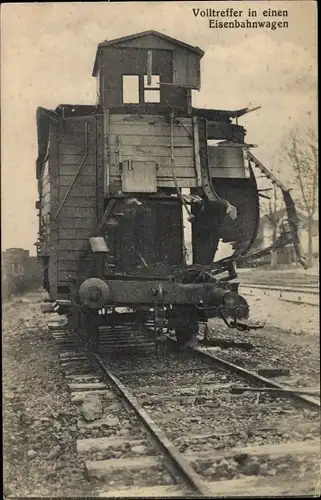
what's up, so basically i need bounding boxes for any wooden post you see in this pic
[103,109,110,196]
[271,250,277,269]
[147,50,152,86]
[192,116,202,187]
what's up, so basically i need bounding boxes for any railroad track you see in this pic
[240,283,319,307]
[196,337,321,396]
[238,272,319,288]
[48,321,320,497]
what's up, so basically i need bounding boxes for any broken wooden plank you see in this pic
[68,382,107,392]
[77,436,147,453]
[97,485,184,498]
[114,366,209,377]
[71,390,115,404]
[135,383,231,396]
[78,416,121,429]
[60,356,88,363]
[230,386,320,396]
[86,456,161,479]
[185,438,320,461]
[64,374,101,381]
[59,352,86,359]
[48,322,66,330]
[205,473,320,496]
[257,368,290,378]
[199,338,254,350]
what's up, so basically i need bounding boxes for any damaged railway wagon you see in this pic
[35,30,306,351]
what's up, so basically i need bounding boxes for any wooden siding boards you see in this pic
[210,168,247,179]
[99,35,201,90]
[59,175,97,187]
[58,217,96,228]
[92,31,204,76]
[207,121,245,142]
[96,114,104,223]
[59,155,97,167]
[108,114,197,190]
[60,198,96,209]
[108,126,193,138]
[60,119,97,135]
[109,113,191,124]
[173,50,200,89]
[58,270,79,281]
[40,163,50,205]
[52,115,102,289]
[113,145,194,158]
[100,47,188,111]
[58,228,95,239]
[58,259,92,271]
[155,178,197,188]
[57,250,92,260]
[208,145,247,179]
[44,107,249,294]
[57,207,96,219]
[122,161,157,192]
[115,35,181,52]
[58,239,89,250]
[47,123,59,296]
[109,134,192,147]
[109,158,194,170]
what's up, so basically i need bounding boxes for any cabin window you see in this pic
[122,75,139,104]
[144,75,160,103]
[122,74,160,104]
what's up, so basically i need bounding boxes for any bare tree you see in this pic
[263,185,284,268]
[264,184,283,242]
[257,167,285,268]
[284,125,318,267]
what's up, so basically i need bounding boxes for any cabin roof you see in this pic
[92,30,205,76]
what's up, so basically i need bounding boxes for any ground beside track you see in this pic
[240,287,319,337]
[208,286,320,389]
[3,288,320,497]
[3,293,92,497]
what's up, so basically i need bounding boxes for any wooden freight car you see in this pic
[37,31,301,347]
[36,31,258,301]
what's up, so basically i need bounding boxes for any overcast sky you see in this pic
[1,1,317,254]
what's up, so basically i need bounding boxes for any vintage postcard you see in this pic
[2,1,319,498]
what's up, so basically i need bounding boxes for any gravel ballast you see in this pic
[3,294,93,497]
[3,286,320,497]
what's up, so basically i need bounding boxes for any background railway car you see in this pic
[35,31,304,350]
[2,248,42,298]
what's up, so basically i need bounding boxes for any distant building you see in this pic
[2,248,43,297]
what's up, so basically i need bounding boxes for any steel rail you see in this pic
[189,346,320,411]
[280,298,318,307]
[92,352,212,497]
[240,283,319,295]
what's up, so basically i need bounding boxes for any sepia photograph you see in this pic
[1,1,319,497]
